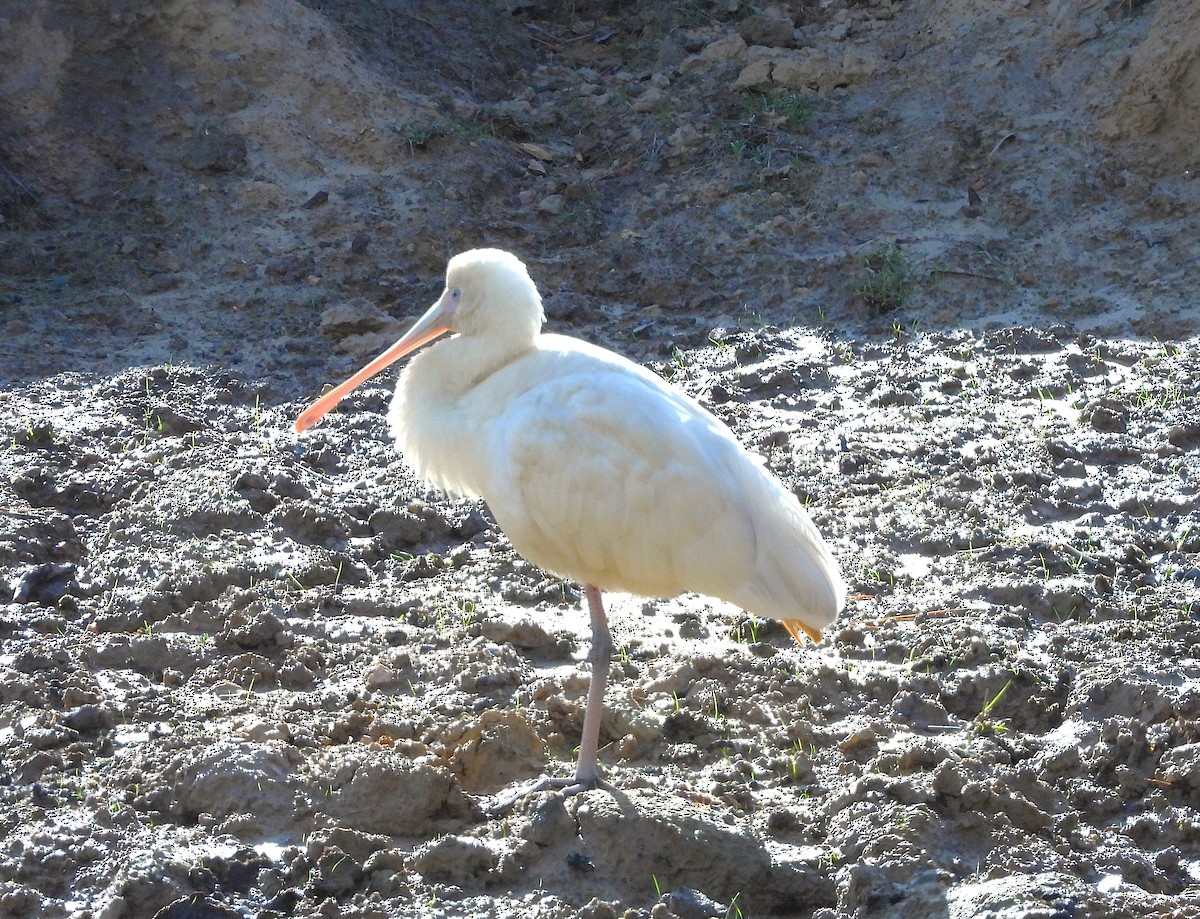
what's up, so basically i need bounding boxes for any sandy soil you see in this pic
[1,1,1198,917]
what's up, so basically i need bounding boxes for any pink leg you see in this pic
[571,584,612,789]
[488,585,612,809]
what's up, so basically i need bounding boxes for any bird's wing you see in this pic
[480,365,758,600]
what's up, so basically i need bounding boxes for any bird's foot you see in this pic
[486,772,608,815]
[533,772,608,796]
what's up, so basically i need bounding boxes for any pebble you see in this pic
[699,33,747,62]
[365,662,398,689]
[537,194,565,215]
[738,13,795,48]
[632,85,668,112]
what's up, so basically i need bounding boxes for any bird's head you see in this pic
[295,248,544,433]
[442,248,545,340]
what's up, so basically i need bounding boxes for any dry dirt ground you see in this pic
[1,1,1199,917]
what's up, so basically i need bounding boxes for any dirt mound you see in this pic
[2,1,1199,917]
[0,0,440,196]
[1099,0,1200,176]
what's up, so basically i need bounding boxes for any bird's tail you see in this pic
[726,467,845,645]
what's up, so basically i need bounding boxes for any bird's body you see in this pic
[297,248,845,791]
[394,332,841,623]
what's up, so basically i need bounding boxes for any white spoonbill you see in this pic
[296,248,844,792]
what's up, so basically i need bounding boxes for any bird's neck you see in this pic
[405,331,535,402]
[391,331,537,498]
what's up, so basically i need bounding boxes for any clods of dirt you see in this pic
[2,0,1199,917]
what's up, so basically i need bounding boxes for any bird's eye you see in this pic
[450,288,461,299]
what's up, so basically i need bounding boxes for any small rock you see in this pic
[311,846,363,896]
[302,190,329,208]
[738,48,836,92]
[891,692,954,728]
[182,128,247,172]
[1039,744,1082,777]
[668,123,704,155]
[842,48,882,81]
[1082,398,1129,433]
[259,890,300,914]
[517,142,555,162]
[732,56,773,91]
[1167,423,1200,450]
[365,662,398,690]
[699,33,747,62]
[450,709,547,794]
[318,300,403,338]
[60,704,115,733]
[220,610,285,650]
[522,795,575,846]
[370,508,428,548]
[662,886,728,919]
[234,471,269,491]
[633,85,668,113]
[1054,457,1087,478]
[147,404,203,436]
[271,473,309,500]
[1158,743,1200,789]
[738,13,795,48]
[413,836,496,884]
[577,898,618,919]
[480,616,554,650]
[151,896,240,919]
[12,563,76,604]
[766,808,800,832]
[537,194,565,215]
[331,756,476,833]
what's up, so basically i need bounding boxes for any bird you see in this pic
[296,248,845,793]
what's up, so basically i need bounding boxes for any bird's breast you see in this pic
[387,337,565,498]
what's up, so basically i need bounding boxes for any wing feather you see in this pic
[482,360,755,599]
[469,336,843,635]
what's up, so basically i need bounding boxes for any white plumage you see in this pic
[297,248,844,791]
